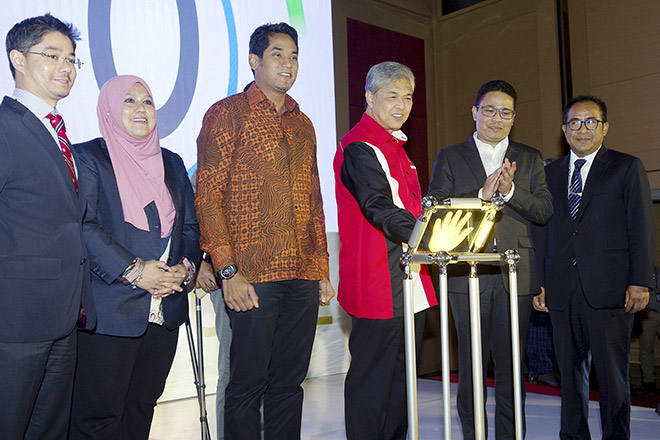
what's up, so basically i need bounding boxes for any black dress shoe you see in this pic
[536,372,560,388]
[643,382,658,393]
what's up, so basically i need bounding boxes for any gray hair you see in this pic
[365,61,415,94]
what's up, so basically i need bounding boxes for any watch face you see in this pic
[220,265,237,279]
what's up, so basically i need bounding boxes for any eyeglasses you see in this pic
[23,51,84,69]
[565,118,603,131]
[476,105,515,120]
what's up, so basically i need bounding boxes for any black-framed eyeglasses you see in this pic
[476,105,515,120]
[565,118,603,131]
[23,51,84,69]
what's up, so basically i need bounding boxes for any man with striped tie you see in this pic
[0,14,94,439]
[534,95,655,439]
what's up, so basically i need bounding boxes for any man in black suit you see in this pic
[429,80,552,439]
[0,14,94,439]
[533,95,654,439]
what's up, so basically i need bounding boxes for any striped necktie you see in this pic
[46,113,78,194]
[568,159,586,220]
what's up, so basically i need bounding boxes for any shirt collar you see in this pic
[246,82,299,114]
[359,113,408,146]
[12,88,56,119]
[472,131,509,152]
[569,145,601,167]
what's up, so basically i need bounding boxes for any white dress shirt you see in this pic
[473,132,514,201]
[568,146,601,196]
[11,88,78,176]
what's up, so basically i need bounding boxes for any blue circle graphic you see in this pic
[222,0,238,97]
[187,0,238,176]
[88,0,200,138]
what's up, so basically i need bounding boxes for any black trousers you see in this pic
[549,267,633,440]
[450,273,532,440]
[69,323,179,440]
[344,312,425,440]
[0,330,76,440]
[224,279,319,440]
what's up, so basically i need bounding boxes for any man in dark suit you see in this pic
[533,95,654,439]
[0,14,95,439]
[429,80,553,439]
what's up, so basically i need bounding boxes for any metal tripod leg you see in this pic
[506,251,523,439]
[403,268,419,440]
[438,262,452,439]
[468,263,486,440]
[186,294,211,440]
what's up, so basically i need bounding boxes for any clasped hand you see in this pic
[136,260,187,299]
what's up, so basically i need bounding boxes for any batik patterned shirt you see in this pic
[196,83,329,283]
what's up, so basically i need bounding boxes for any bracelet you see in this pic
[180,257,196,286]
[121,257,145,286]
[131,271,143,290]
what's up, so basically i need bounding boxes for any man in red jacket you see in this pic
[334,61,468,439]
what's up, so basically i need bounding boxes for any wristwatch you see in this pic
[217,264,238,280]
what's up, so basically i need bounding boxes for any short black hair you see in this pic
[249,22,298,59]
[6,13,80,79]
[474,80,518,109]
[562,94,608,123]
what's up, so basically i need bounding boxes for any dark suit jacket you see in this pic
[0,97,95,342]
[428,137,553,295]
[74,138,201,337]
[541,147,655,310]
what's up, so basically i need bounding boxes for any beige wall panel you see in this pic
[566,1,589,92]
[648,173,660,191]
[568,0,660,188]
[536,0,566,159]
[583,0,660,88]
[450,14,540,110]
[377,0,433,16]
[434,0,563,162]
[332,6,350,145]
[511,100,563,158]
[455,113,476,144]
[569,0,660,91]
[589,74,660,159]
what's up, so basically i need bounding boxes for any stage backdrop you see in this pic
[0,0,351,402]
[0,0,338,230]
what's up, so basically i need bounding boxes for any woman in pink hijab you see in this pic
[69,75,201,439]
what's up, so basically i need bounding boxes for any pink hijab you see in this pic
[97,75,175,237]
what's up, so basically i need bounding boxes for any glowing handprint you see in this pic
[428,210,473,253]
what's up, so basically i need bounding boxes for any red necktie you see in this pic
[46,113,78,194]
[46,113,85,327]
